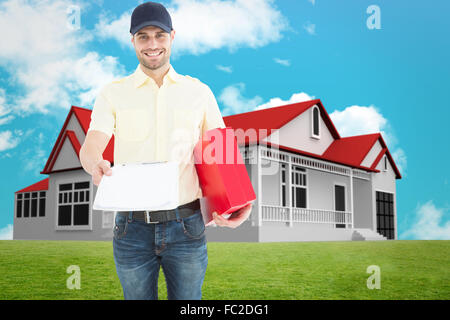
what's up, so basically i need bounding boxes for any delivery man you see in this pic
[80,1,252,300]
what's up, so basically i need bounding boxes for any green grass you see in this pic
[0,240,448,300]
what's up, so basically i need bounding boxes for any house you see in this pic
[13,99,401,242]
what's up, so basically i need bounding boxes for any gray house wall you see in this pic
[308,168,350,211]
[14,170,113,241]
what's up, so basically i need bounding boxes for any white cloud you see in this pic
[218,83,264,116]
[0,224,13,240]
[0,130,20,152]
[0,88,14,125]
[96,0,289,57]
[391,148,407,176]
[400,201,450,240]
[304,22,316,35]
[0,115,14,126]
[0,88,7,116]
[216,65,233,73]
[308,0,316,5]
[0,0,126,116]
[219,85,315,116]
[0,0,90,62]
[329,105,407,174]
[274,58,290,66]
[255,92,315,111]
[329,105,387,137]
[95,9,132,50]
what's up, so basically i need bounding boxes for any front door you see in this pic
[335,185,346,228]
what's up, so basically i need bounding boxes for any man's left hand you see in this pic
[212,202,254,229]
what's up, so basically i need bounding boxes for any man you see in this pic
[80,1,252,300]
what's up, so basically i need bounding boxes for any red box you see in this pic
[194,127,256,224]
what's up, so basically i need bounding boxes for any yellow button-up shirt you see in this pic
[87,64,226,206]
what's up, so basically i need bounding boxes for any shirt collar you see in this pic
[133,64,182,88]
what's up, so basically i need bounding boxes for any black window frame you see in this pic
[376,191,395,239]
[291,166,307,209]
[16,191,47,218]
[57,181,90,227]
[312,106,320,137]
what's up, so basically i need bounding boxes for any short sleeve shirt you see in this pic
[87,64,226,206]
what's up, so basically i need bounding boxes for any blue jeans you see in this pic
[112,208,208,300]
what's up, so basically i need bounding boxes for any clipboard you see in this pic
[92,161,179,211]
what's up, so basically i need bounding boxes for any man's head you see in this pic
[130,2,175,71]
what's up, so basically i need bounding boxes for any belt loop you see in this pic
[128,211,133,222]
[175,207,181,222]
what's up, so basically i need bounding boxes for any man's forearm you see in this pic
[80,143,103,176]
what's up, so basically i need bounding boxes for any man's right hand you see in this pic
[92,159,113,186]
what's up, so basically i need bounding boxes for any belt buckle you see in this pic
[144,211,159,224]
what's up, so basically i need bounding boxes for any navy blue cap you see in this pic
[130,2,173,35]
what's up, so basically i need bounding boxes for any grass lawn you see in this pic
[0,240,448,300]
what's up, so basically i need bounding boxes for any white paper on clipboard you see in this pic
[93,161,179,211]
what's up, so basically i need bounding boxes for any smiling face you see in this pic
[131,25,175,71]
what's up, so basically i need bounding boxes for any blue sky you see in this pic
[0,0,449,240]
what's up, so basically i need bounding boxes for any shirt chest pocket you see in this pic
[116,108,151,141]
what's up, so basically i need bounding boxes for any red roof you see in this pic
[223,100,401,179]
[322,133,380,167]
[41,106,114,174]
[223,99,340,144]
[16,178,49,193]
[322,133,401,178]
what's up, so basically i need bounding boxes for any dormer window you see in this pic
[311,105,320,139]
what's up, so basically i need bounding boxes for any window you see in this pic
[311,106,320,139]
[291,166,307,208]
[24,195,30,217]
[383,155,388,171]
[39,194,46,217]
[16,194,22,218]
[31,192,38,217]
[16,191,46,218]
[57,181,90,227]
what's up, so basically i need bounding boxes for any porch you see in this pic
[261,205,352,229]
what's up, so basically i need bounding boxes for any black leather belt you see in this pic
[118,199,200,224]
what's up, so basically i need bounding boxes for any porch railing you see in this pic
[261,205,352,227]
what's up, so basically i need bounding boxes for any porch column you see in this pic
[287,156,293,227]
[350,169,354,229]
[257,144,262,227]
[250,144,262,227]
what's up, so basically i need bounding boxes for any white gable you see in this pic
[52,137,81,170]
[361,140,383,168]
[50,113,86,172]
[263,105,335,155]
[65,113,87,144]
[372,154,397,192]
